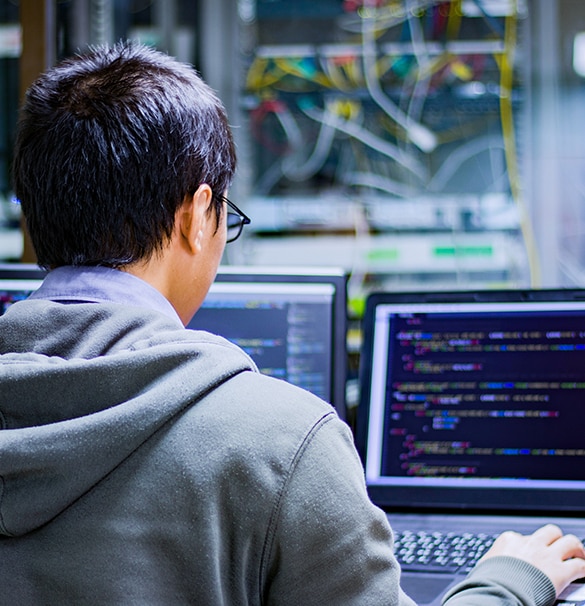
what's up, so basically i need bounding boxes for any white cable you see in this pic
[405,0,429,67]
[337,0,438,35]
[402,0,434,126]
[272,105,304,151]
[360,0,438,152]
[274,106,337,182]
[300,102,428,180]
[427,135,504,192]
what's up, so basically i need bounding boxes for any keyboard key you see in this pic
[393,530,497,574]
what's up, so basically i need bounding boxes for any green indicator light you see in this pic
[433,246,493,257]
[367,248,399,261]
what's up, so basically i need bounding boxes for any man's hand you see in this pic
[481,524,585,596]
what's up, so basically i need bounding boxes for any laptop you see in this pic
[186,266,348,419]
[356,289,585,605]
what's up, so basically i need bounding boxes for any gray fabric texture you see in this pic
[441,556,556,606]
[0,295,556,605]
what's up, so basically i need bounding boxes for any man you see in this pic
[0,41,584,605]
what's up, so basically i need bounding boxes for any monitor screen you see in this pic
[188,266,348,418]
[0,263,45,315]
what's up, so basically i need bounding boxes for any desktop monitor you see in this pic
[188,266,348,418]
[0,263,46,315]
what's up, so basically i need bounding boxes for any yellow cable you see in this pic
[345,57,362,88]
[245,57,285,91]
[446,0,463,41]
[273,58,332,89]
[324,58,354,91]
[245,56,267,91]
[498,4,541,286]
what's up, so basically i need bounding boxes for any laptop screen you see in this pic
[187,266,348,419]
[357,290,585,515]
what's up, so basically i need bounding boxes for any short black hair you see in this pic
[12,41,236,268]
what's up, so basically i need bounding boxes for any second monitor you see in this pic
[0,263,348,419]
[187,266,348,419]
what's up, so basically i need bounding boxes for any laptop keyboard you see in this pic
[394,530,498,574]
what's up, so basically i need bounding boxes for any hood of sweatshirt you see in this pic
[0,298,256,537]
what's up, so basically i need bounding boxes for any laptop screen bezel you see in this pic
[357,288,585,515]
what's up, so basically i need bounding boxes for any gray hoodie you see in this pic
[0,273,556,606]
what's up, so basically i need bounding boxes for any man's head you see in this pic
[12,41,236,269]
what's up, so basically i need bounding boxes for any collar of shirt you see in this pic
[29,265,184,326]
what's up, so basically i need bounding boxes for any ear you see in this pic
[178,184,213,254]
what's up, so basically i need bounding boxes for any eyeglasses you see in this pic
[215,194,251,243]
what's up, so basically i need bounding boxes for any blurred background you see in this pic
[1,0,585,314]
